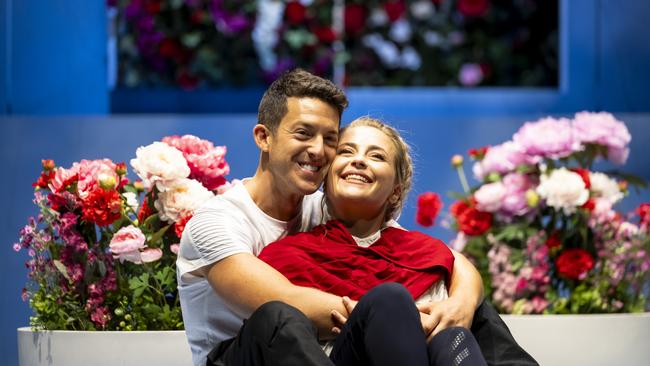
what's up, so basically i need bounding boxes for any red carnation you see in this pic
[637,203,650,226]
[174,214,193,238]
[545,232,562,249]
[138,197,153,223]
[570,168,591,189]
[33,171,56,189]
[145,0,161,15]
[581,198,595,212]
[159,38,182,60]
[285,1,306,25]
[344,4,366,35]
[177,69,200,90]
[458,0,489,17]
[81,188,122,227]
[555,248,594,280]
[384,0,406,22]
[457,207,492,236]
[416,192,443,227]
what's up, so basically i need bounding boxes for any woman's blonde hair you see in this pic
[340,116,414,221]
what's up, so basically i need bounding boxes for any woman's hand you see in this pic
[417,297,474,341]
[330,296,357,334]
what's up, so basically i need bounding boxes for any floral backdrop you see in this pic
[110,0,558,89]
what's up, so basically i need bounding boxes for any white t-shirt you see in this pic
[177,180,324,366]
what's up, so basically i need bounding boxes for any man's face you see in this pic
[266,97,340,196]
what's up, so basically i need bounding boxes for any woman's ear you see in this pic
[389,185,402,205]
[253,124,272,152]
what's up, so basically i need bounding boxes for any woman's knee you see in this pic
[361,283,415,313]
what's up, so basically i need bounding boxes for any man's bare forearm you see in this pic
[449,249,483,310]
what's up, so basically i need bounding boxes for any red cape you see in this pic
[259,220,454,301]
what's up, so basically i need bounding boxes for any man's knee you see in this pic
[244,301,315,342]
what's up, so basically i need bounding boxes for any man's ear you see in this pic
[253,124,272,152]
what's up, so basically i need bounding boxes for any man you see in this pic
[178,69,534,366]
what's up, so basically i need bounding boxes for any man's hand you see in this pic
[330,296,357,335]
[417,297,475,341]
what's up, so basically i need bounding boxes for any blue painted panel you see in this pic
[1,114,649,365]
[599,0,650,111]
[10,0,108,114]
[0,0,9,113]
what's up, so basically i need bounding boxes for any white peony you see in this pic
[389,19,412,43]
[536,168,589,214]
[155,178,214,223]
[474,182,506,212]
[589,172,623,204]
[410,0,434,20]
[123,192,139,212]
[130,142,190,192]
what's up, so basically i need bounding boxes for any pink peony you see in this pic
[109,225,146,262]
[500,173,535,217]
[474,182,506,212]
[572,112,631,164]
[162,135,230,190]
[513,117,580,161]
[170,243,180,255]
[472,141,527,180]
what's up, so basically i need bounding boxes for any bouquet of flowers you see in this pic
[14,135,230,330]
[417,112,650,314]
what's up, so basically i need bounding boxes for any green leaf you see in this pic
[52,260,71,282]
[148,225,170,246]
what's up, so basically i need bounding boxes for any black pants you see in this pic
[330,283,486,366]
[206,287,537,366]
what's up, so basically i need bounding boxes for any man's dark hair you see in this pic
[257,69,349,133]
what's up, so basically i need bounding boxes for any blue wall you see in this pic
[1,113,650,366]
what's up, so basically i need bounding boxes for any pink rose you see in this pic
[109,225,146,262]
[162,135,230,190]
[141,248,163,263]
[474,182,506,212]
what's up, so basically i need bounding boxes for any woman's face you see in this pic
[325,126,399,219]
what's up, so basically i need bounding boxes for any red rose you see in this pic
[416,192,443,227]
[190,10,207,25]
[555,248,594,280]
[177,69,199,90]
[81,188,122,227]
[159,38,182,60]
[544,232,562,249]
[145,0,161,15]
[174,214,193,238]
[384,0,406,22]
[458,207,492,236]
[450,200,470,218]
[638,203,650,226]
[313,26,337,43]
[457,0,488,17]
[468,146,489,160]
[285,1,306,25]
[344,4,366,35]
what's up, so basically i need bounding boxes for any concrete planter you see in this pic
[18,313,650,366]
[502,312,650,366]
[17,327,192,366]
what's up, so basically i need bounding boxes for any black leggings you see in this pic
[330,283,487,366]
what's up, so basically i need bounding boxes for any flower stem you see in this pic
[456,166,471,194]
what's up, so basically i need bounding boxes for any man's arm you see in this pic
[205,252,347,340]
[417,248,483,338]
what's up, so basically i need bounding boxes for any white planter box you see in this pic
[17,327,193,366]
[18,313,650,366]
[502,312,650,366]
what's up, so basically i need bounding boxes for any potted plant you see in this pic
[14,135,231,366]
[416,112,650,366]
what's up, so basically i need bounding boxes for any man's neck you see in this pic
[245,172,304,222]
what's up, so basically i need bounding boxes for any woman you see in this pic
[259,117,487,366]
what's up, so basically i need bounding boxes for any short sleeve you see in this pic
[177,203,255,281]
